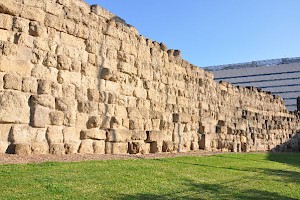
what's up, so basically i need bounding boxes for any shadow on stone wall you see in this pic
[270,132,300,153]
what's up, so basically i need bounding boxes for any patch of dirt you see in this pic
[0,150,228,165]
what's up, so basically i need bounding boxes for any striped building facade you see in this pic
[205,57,300,111]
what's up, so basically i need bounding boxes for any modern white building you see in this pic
[205,57,300,111]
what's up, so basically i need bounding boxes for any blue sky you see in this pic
[85,0,300,67]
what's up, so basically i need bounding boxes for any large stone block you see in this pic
[128,141,150,154]
[37,79,51,95]
[79,139,94,154]
[150,141,163,153]
[63,127,80,143]
[0,91,30,124]
[86,116,102,129]
[22,77,38,93]
[87,88,100,102]
[14,143,31,156]
[0,0,22,16]
[0,124,12,141]
[106,129,131,142]
[31,142,49,154]
[162,141,175,152]
[3,73,22,90]
[146,131,164,142]
[80,129,106,140]
[21,5,45,22]
[49,143,65,155]
[29,21,47,37]
[0,13,13,30]
[46,126,63,144]
[93,140,105,154]
[30,95,55,109]
[9,125,31,144]
[30,106,50,128]
[0,141,9,153]
[49,111,64,126]
[105,142,128,154]
[64,142,80,154]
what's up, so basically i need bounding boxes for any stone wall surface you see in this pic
[0,0,299,156]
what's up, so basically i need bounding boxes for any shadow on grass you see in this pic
[115,155,300,200]
[267,153,300,168]
[117,180,297,200]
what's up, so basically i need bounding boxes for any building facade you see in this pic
[206,57,300,111]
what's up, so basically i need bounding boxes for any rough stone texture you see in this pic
[0,0,299,156]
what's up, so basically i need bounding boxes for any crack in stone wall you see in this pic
[0,0,299,155]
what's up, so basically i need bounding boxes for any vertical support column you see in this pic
[297,96,300,111]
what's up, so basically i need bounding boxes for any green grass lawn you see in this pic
[0,153,299,200]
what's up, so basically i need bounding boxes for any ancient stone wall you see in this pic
[0,0,299,155]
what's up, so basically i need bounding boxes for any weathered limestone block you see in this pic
[191,141,199,150]
[22,77,38,93]
[12,17,29,33]
[91,4,113,19]
[115,106,128,118]
[80,129,106,140]
[151,119,161,131]
[106,129,131,142]
[30,106,50,128]
[131,130,147,141]
[162,140,175,152]
[64,142,80,154]
[62,84,76,99]
[9,125,31,144]
[55,97,77,112]
[100,116,111,129]
[14,143,31,155]
[0,58,33,77]
[86,116,102,129]
[49,111,64,126]
[150,141,163,153]
[118,62,137,75]
[29,21,47,37]
[3,73,22,90]
[93,140,105,154]
[57,55,71,70]
[31,142,49,154]
[75,86,88,101]
[46,126,63,144]
[105,142,128,154]
[87,88,99,101]
[100,68,113,80]
[133,88,147,99]
[43,52,57,68]
[129,119,144,130]
[0,13,13,30]
[64,110,76,127]
[49,143,65,155]
[78,100,99,114]
[127,107,143,119]
[128,141,150,154]
[79,139,94,154]
[63,127,80,143]
[105,80,120,93]
[0,141,9,153]
[146,131,164,142]
[0,91,30,124]
[37,79,51,95]
[30,94,55,109]
[0,73,4,90]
